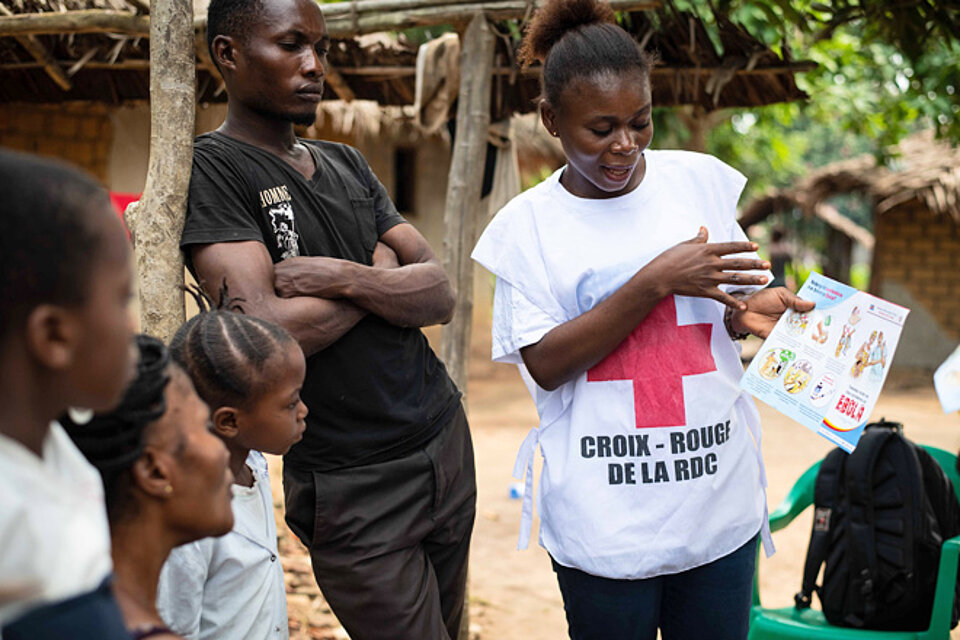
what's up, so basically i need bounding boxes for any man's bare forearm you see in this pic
[247,293,367,355]
[275,256,455,327]
[192,242,368,356]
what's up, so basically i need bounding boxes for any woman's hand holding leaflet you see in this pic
[729,287,816,339]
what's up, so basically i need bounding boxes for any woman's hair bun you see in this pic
[518,0,616,68]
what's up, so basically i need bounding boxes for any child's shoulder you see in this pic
[246,450,271,479]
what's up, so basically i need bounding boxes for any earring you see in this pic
[164,485,173,495]
[67,407,94,425]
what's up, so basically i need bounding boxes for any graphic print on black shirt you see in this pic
[259,184,300,258]
[181,132,460,471]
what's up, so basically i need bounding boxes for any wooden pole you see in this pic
[0,5,71,91]
[124,0,194,342]
[439,14,493,639]
[440,12,494,396]
[0,10,150,37]
[0,0,660,38]
[322,0,658,36]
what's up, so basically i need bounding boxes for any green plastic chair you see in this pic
[749,445,960,640]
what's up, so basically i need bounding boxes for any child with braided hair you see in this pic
[472,0,814,637]
[156,286,307,640]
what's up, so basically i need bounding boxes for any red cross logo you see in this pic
[587,295,717,428]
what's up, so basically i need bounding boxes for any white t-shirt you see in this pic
[0,422,113,626]
[472,150,773,579]
[157,451,288,640]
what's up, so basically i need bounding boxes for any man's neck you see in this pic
[217,103,317,180]
[218,104,300,157]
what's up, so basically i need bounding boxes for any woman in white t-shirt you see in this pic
[472,1,814,638]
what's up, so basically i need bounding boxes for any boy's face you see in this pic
[236,340,308,456]
[67,206,137,411]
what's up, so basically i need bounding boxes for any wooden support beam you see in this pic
[0,10,149,37]
[0,59,815,79]
[323,0,658,37]
[0,1,658,38]
[0,5,71,91]
[12,34,72,90]
[0,59,150,70]
[66,45,101,77]
[324,62,356,101]
[439,16,495,640]
[440,12,494,397]
[125,0,194,341]
[123,0,151,14]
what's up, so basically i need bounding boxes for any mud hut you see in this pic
[739,131,960,370]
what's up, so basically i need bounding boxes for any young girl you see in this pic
[471,1,814,638]
[63,334,236,640]
[0,149,136,639]
[156,289,308,640]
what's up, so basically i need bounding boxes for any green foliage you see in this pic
[667,0,959,154]
[649,1,960,207]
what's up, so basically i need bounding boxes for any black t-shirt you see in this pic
[181,132,460,471]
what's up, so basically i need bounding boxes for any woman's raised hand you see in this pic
[644,226,769,310]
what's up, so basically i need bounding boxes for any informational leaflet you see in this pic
[740,272,910,452]
[934,345,960,414]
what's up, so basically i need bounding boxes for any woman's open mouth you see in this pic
[601,164,633,183]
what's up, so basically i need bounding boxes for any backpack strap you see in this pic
[843,426,900,626]
[796,447,845,610]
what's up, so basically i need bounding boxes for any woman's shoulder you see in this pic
[648,149,746,207]
[648,149,740,177]
[473,180,556,274]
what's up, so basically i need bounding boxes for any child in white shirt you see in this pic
[156,290,308,640]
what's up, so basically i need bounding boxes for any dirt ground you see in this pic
[273,327,960,640]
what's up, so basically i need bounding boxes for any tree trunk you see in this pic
[125,0,194,342]
[440,13,494,396]
[439,14,494,640]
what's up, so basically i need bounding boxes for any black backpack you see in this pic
[795,419,960,630]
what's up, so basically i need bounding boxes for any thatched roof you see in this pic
[0,0,810,117]
[740,131,960,230]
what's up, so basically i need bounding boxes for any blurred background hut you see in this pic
[739,131,960,371]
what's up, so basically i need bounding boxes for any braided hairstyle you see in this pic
[63,334,171,523]
[170,283,297,412]
[517,0,656,111]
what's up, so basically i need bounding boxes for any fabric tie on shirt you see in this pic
[513,427,539,550]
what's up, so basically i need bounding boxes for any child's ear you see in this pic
[24,304,77,370]
[132,448,174,499]
[540,101,559,138]
[211,406,240,440]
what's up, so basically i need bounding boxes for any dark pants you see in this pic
[284,406,476,640]
[552,533,759,640]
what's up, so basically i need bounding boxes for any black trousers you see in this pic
[284,406,477,640]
